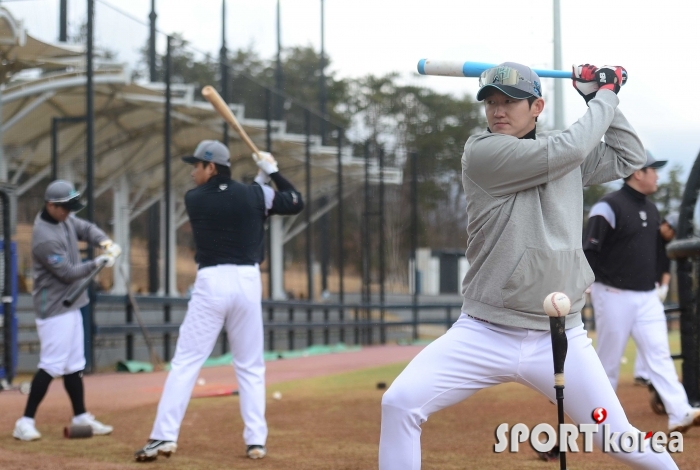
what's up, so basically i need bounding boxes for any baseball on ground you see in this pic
[543,292,571,317]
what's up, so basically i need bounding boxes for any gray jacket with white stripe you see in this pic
[32,210,109,319]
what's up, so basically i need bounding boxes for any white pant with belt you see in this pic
[150,264,267,446]
[591,282,692,425]
[379,314,677,469]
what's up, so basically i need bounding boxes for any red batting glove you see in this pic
[572,64,599,105]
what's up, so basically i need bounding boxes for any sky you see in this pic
[4,0,700,180]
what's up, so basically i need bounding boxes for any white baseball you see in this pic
[272,391,282,400]
[543,292,571,317]
[196,378,206,386]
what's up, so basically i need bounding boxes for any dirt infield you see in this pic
[0,342,699,469]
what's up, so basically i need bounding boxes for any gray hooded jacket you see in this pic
[32,211,108,319]
[461,90,645,330]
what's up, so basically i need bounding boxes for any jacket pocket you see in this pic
[502,248,593,314]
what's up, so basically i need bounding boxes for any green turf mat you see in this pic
[116,343,362,373]
[115,360,154,373]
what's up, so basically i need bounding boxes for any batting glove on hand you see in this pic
[255,151,279,175]
[95,254,115,268]
[656,283,669,302]
[572,64,599,104]
[100,240,122,258]
[596,66,626,94]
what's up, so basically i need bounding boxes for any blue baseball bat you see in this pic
[417,59,571,79]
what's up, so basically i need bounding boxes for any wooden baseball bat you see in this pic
[63,262,106,307]
[120,264,162,371]
[201,85,262,162]
[192,388,239,399]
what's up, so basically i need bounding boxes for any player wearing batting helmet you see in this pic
[584,154,700,434]
[13,180,121,441]
[378,63,679,468]
[134,141,303,462]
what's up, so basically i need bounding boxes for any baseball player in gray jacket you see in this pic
[379,63,678,469]
[13,180,121,441]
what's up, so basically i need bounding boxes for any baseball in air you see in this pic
[543,292,571,317]
[272,391,282,400]
[196,378,206,386]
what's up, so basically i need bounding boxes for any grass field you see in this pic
[0,332,697,469]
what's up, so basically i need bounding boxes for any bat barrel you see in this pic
[418,59,572,79]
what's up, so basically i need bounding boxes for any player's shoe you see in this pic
[13,417,41,441]
[72,412,113,435]
[247,445,267,459]
[134,440,177,462]
[634,376,650,386]
[668,408,700,434]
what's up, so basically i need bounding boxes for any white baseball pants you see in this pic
[634,352,650,381]
[591,282,692,425]
[379,314,678,470]
[36,309,85,377]
[150,265,267,446]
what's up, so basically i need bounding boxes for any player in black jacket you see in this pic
[134,140,303,462]
[584,152,700,434]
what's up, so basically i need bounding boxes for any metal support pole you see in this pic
[411,151,418,341]
[148,0,159,294]
[337,127,344,342]
[85,0,96,373]
[265,88,274,351]
[163,35,172,360]
[275,0,284,120]
[50,117,86,182]
[319,0,326,145]
[59,0,68,42]
[379,147,386,344]
[305,110,313,346]
[362,140,370,344]
[553,0,564,130]
[320,196,329,296]
[265,89,272,154]
[51,118,59,181]
[149,0,157,82]
[126,299,133,360]
[0,190,14,385]
[220,0,229,146]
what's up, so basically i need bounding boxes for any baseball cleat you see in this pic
[529,439,559,462]
[72,412,113,435]
[13,418,41,441]
[246,444,267,459]
[668,408,700,434]
[634,376,650,386]
[134,440,177,462]
[648,384,667,415]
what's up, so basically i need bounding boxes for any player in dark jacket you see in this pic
[584,154,700,434]
[134,140,303,462]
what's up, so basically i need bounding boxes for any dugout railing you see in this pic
[87,295,682,367]
[93,295,462,357]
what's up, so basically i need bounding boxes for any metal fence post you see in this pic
[337,127,344,343]
[163,35,172,361]
[411,151,419,341]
